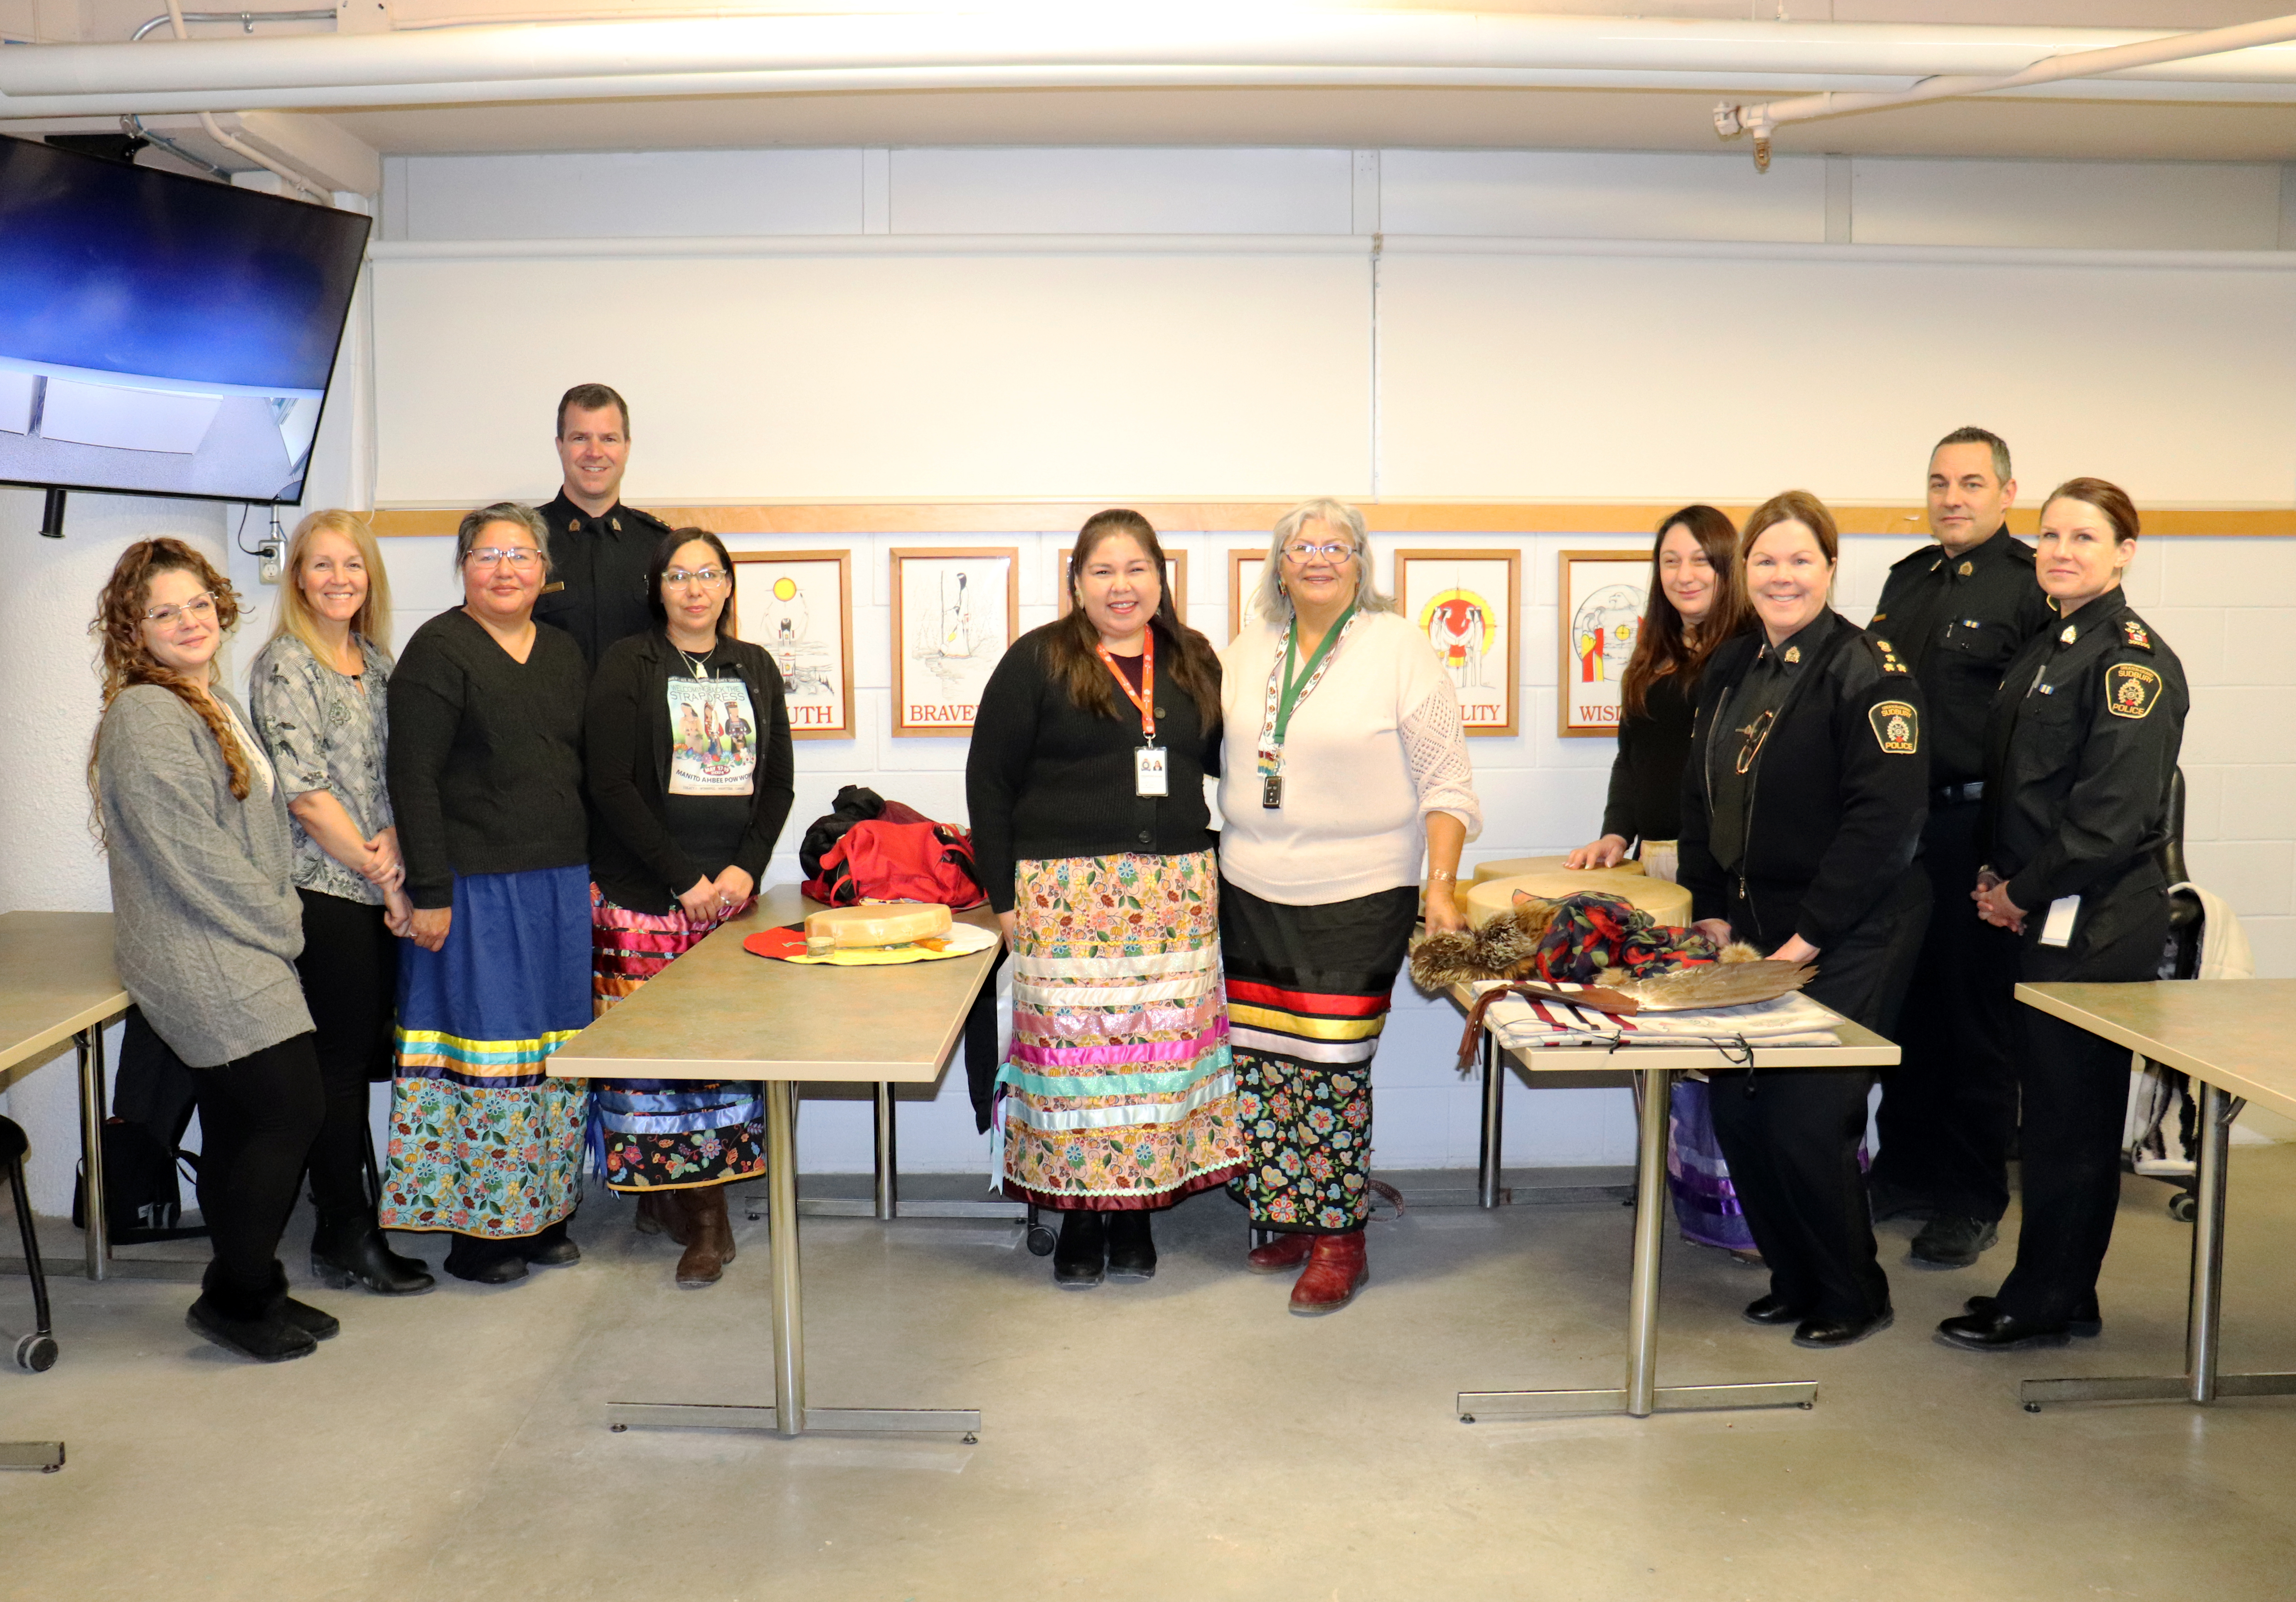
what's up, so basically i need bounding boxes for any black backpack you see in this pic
[71,1009,207,1244]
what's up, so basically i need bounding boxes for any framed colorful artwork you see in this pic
[731,550,854,740]
[1228,548,1270,642]
[889,547,1019,736]
[1394,548,1521,737]
[1559,548,1654,737]
[1053,546,1188,624]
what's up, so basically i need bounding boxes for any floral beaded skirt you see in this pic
[994,850,1243,1210]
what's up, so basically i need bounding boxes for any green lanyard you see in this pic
[1275,602,1356,747]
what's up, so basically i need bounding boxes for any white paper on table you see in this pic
[1472,981,1844,1052]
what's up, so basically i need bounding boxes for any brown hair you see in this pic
[270,509,392,666]
[1619,504,1744,720]
[2043,477,2140,543]
[1933,425,2013,486]
[87,539,251,838]
[1041,509,1221,725]
[1740,489,1840,565]
[556,382,629,437]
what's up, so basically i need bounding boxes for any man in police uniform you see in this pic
[1865,427,2057,1268]
[535,382,674,664]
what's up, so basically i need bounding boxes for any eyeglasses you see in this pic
[1282,541,1353,564]
[144,594,218,628]
[664,567,729,588]
[466,547,540,570]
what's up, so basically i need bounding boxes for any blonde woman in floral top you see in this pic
[249,511,433,1297]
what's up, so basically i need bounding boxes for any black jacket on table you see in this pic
[1679,609,1931,951]
[1870,525,2056,789]
[534,491,676,666]
[1599,667,1697,846]
[965,619,1221,915]
[1980,591,2186,922]
[585,629,797,916]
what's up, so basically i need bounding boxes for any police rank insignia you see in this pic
[2105,662,2163,720]
[1783,645,1801,664]
[2060,624,2078,645]
[1957,561,1974,576]
[2121,618,2153,651]
[1868,699,1920,754]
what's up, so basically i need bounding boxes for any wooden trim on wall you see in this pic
[366,502,2296,538]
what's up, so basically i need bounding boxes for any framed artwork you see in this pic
[1395,548,1521,737]
[1053,546,1188,624]
[732,550,854,740]
[890,547,1019,736]
[1228,548,1269,642]
[1559,548,1654,737]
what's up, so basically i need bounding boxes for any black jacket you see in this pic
[1680,609,1931,950]
[1870,526,2056,789]
[534,491,676,666]
[1981,590,2186,920]
[1600,667,1698,846]
[584,629,796,915]
[965,619,1221,914]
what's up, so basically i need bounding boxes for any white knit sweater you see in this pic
[1217,608,1482,906]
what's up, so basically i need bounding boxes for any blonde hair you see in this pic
[271,509,392,665]
[1252,497,1398,624]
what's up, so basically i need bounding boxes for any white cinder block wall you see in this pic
[6,147,2294,1208]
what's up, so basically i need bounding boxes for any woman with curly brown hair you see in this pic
[91,538,334,1362]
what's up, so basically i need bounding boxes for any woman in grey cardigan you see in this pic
[92,539,333,1363]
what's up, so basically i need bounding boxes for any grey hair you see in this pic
[1932,425,2012,486]
[1251,497,1397,625]
[453,501,551,577]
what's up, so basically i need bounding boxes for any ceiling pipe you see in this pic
[1718,11,2296,171]
[158,0,334,202]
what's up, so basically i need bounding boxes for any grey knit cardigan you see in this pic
[97,684,313,1067]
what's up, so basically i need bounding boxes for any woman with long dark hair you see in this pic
[968,509,1240,1288]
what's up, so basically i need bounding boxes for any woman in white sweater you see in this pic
[1218,499,1479,1315]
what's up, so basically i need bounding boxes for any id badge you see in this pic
[1134,746,1169,797]
[2038,894,2080,948]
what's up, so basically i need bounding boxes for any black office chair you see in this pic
[0,1116,59,1372]
[2127,767,2206,1221]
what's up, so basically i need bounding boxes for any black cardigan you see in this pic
[584,629,796,915]
[965,619,1221,914]
[1677,609,1930,951]
[1599,668,1696,846]
[387,608,590,910]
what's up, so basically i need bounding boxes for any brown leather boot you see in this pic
[1246,1231,1314,1274]
[635,1189,691,1246]
[1289,1231,1368,1316]
[675,1187,736,1288]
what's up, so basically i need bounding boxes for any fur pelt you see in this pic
[1410,892,1760,992]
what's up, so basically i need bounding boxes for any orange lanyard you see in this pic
[1092,630,1156,745]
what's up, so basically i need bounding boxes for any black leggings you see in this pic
[294,889,398,1217]
[193,1033,325,1297]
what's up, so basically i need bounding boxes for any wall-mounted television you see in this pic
[0,135,371,507]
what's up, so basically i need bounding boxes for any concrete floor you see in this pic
[5,1152,2296,1602]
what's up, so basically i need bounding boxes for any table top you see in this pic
[2018,979,2296,1124]
[548,885,1002,1084]
[1447,982,1899,1073]
[0,911,126,1087]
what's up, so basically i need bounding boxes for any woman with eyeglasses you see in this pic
[382,503,593,1285]
[248,511,433,1297]
[91,539,332,1360]
[585,528,794,1287]
[1216,499,1480,1315]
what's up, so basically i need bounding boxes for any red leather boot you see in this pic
[1246,1232,1314,1274]
[1289,1231,1368,1315]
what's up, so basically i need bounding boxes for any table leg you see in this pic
[873,1083,899,1221]
[1476,1027,1506,1209]
[0,1442,64,1472]
[76,1027,108,1284]
[1458,1067,1818,1422]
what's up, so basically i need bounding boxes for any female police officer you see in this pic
[1679,490,1930,1349]
[1937,478,2187,1353]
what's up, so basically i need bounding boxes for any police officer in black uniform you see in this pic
[1939,478,2186,1352]
[1865,427,2057,1269]
[1680,491,1931,1350]
[535,382,675,665]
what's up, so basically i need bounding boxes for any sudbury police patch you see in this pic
[1868,699,1920,754]
[2105,662,2162,720]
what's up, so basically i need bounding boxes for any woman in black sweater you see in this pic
[965,510,1239,1288]
[586,527,795,1287]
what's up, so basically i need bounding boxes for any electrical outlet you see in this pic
[258,542,282,585]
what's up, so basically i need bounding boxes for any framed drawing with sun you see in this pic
[1054,546,1187,624]
[890,547,1019,736]
[1559,548,1654,737]
[732,550,854,740]
[1228,548,1269,642]
[1394,548,1520,737]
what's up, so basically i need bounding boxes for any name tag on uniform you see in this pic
[1134,746,1169,797]
[2039,894,2081,948]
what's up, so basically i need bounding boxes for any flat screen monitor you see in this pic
[0,135,372,506]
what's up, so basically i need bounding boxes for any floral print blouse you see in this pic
[248,631,395,906]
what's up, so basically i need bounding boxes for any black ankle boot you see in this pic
[1053,1209,1106,1290]
[313,1209,436,1295]
[187,1261,316,1362]
[1106,1209,1157,1281]
[516,1215,581,1267]
[443,1232,529,1285]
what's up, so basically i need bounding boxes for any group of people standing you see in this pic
[86,386,2184,1366]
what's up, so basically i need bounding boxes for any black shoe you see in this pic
[1964,1294,2102,1338]
[1909,1215,1999,1269]
[1935,1310,2072,1351]
[1106,1210,1157,1280]
[1792,1308,1894,1349]
[1866,1181,1936,1224]
[187,1298,317,1362]
[444,1233,530,1285]
[313,1212,436,1295]
[1052,1209,1106,1289]
[280,1297,341,1341]
[1741,1292,1805,1326]
[516,1218,581,1267]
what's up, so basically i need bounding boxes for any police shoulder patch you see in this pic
[2120,617,2154,652]
[2105,661,2163,720]
[1868,699,1919,754]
